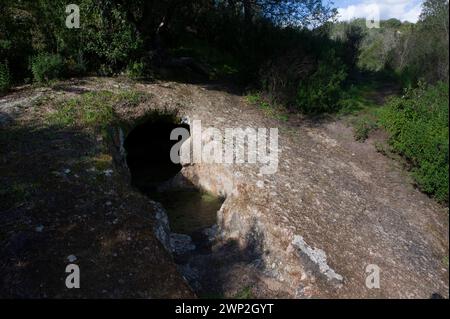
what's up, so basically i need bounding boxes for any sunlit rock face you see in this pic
[119,80,447,299]
[38,77,446,299]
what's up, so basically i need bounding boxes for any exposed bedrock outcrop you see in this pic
[92,78,448,298]
[177,163,346,297]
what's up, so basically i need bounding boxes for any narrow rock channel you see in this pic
[123,112,232,297]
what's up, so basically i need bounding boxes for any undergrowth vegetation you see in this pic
[0,60,10,94]
[379,82,449,203]
[30,53,65,84]
[47,90,147,130]
[245,92,290,121]
[296,51,347,113]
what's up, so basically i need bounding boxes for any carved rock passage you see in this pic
[125,80,448,299]
[25,77,446,298]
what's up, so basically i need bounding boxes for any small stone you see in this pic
[64,169,71,174]
[67,255,77,262]
[35,225,44,232]
[105,201,112,206]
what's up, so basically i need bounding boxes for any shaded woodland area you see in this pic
[0,0,448,200]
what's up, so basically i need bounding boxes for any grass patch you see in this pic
[335,81,385,142]
[245,92,290,122]
[337,83,379,116]
[353,116,378,142]
[234,286,254,299]
[374,141,388,155]
[245,93,262,105]
[46,90,147,130]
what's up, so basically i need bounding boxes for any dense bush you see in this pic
[30,53,65,83]
[0,60,11,93]
[379,82,449,202]
[82,5,143,74]
[259,48,315,106]
[296,51,347,113]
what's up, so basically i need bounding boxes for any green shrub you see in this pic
[83,7,142,74]
[31,53,64,83]
[126,60,146,78]
[296,51,347,113]
[65,55,86,77]
[379,82,449,203]
[0,60,11,93]
[245,93,261,104]
[353,116,378,142]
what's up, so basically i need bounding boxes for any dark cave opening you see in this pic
[123,113,257,298]
[123,113,187,194]
[123,113,223,236]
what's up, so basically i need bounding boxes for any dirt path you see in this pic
[0,77,448,298]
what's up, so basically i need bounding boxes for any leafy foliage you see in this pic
[296,51,347,113]
[1,0,337,84]
[379,82,449,202]
[31,53,64,83]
